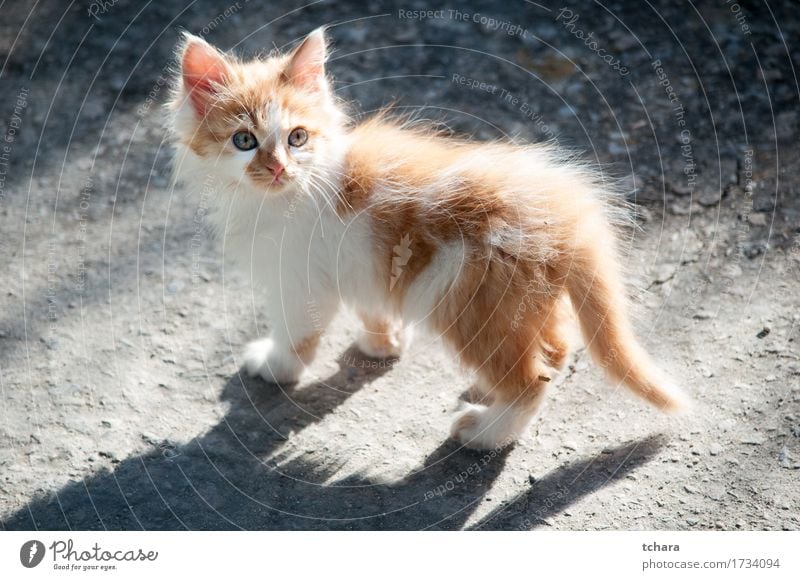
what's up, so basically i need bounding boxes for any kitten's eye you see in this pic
[232,131,258,151]
[288,127,308,148]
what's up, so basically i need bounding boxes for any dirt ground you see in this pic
[1,0,798,530]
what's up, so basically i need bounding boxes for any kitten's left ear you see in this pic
[284,27,329,92]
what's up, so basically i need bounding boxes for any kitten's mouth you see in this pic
[269,175,289,188]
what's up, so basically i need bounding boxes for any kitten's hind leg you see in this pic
[447,291,559,449]
[451,373,549,450]
[541,298,572,371]
[356,312,411,359]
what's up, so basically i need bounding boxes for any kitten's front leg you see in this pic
[243,292,338,385]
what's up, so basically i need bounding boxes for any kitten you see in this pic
[169,28,689,450]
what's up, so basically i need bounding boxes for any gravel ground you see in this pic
[0,0,798,530]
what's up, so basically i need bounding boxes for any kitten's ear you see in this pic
[284,27,329,92]
[179,33,232,115]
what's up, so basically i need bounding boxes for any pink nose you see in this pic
[266,160,284,179]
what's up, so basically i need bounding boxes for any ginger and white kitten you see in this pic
[169,28,688,450]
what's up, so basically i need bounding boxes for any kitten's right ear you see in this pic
[178,33,232,115]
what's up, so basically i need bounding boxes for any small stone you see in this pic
[652,263,677,284]
[670,202,690,215]
[697,190,722,207]
[748,213,768,226]
[740,434,766,445]
[166,280,185,294]
[669,181,693,196]
[684,484,698,494]
[709,443,722,456]
[756,327,770,339]
[693,310,713,320]
[40,336,60,350]
[778,446,797,469]
[141,433,159,445]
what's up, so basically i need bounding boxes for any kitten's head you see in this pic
[170,28,346,198]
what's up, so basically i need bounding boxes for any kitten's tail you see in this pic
[564,224,690,413]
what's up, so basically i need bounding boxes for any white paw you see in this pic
[356,325,411,359]
[243,337,303,384]
[450,403,529,450]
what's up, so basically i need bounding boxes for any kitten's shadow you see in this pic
[2,346,666,530]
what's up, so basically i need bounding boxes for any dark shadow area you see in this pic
[472,435,667,530]
[2,345,666,530]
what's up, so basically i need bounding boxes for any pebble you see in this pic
[697,190,722,207]
[40,336,60,350]
[684,485,698,494]
[778,446,798,469]
[709,443,722,456]
[166,280,185,294]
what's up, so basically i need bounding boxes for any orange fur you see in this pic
[170,29,688,450]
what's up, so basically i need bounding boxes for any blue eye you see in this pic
[232,131,258,151]
[288,127,308,147]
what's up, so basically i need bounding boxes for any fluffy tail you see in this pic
[564,227,690,413]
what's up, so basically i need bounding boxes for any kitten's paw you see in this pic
[356,323,411,359]
[243,338,303,385]
[450,403,526,450]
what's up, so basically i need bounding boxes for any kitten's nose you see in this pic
[266,159,284,179]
